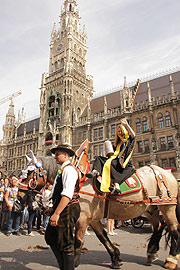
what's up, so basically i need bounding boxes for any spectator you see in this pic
[115,219,126,228]
[42,183,53,231]
[25,192,40,236]
[0,179,5,228]
[107,218,117,236]
[21,206,29,229]
[4,177,22,236]
[32,205,42,232]
[1,178,9,231]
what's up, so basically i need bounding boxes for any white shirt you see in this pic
[59,160,78,200]
[42,189,52,207]
[0,185,4,201]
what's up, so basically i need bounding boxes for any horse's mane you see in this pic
[38,156,60,182]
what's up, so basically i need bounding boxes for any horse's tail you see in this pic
[163,186,180,251]
[176,185,180,224]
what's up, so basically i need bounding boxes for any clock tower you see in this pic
[38,0,93,155]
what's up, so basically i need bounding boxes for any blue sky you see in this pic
[0,0,180,139]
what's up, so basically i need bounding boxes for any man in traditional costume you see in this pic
[45,144,80,270]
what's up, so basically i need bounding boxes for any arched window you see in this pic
[56,134,59,143]
[79,63,83,72]
[61,58,64,68]
[165,111,172,127]
[54,61,58,70]
[62,19,66,29]
[74,20,78,30]
[57,98,60,106]
[73,59,77,69]
[158,113,164,128]
[74,44,77,52]
[76,90,79,99]
[136,118,141,133]
[142,116,148,132]
[77,107,81,117]
[69,4,72,11]
[49,95,55,108]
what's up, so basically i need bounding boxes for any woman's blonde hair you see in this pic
[114,124,129,147]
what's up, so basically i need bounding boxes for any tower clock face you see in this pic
[56,43,63,52]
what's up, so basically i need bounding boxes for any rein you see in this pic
[19,182,42,194]
[79,190,150,204]
[19,164,47,193]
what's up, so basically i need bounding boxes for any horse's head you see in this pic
[20,150,47,191]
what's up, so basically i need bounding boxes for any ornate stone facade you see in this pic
[0,0,180,180]
[38,0,93,156]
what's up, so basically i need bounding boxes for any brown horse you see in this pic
[22,149,180,270]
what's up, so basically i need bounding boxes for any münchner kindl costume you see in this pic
[93,124,136,193]
[45,145,80,270]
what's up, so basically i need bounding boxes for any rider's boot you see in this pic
[51,245,64,269]
[62,252,75,270]
[109,183,121,195]
[86,169,99,178]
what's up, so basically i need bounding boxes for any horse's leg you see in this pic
[90,219,122,269]
[159,204,180,270]
[146,206,166,263]
[74,215,88,268]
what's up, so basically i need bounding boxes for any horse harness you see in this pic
[79,165,177,208]
[19,164,47,192]
[144,165,177,205]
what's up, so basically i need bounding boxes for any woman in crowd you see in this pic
[0,179,5,228]
[107,218,117,236]
[4,177,22,236]
[1,178,9,230]
[42,183,53,231]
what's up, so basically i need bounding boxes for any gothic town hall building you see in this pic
[0,0,180,179]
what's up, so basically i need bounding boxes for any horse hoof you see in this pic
[110,265,121,269]
[163,261,178,270]
[163,255,178,269]
[147,252,159,264]
[110,261,123,269]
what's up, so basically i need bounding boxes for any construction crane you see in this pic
[0,90,22,105]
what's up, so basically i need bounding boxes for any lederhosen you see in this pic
[45,164,80,254]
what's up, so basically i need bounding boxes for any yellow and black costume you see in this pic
[93,125,136,192]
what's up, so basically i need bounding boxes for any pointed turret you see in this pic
[2,99,16,143]
[7,99,15,116]
[51,23,58,41]
[147,82,152,106]
[169,75,175,101]
[124,76,127,89]
[104,96,108,116]
[87,98,91,121]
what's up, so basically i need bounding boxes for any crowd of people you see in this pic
[0,176,53,237]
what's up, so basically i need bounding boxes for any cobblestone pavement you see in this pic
[0,225,178,270]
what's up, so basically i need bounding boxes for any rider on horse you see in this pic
[88,118,136,194]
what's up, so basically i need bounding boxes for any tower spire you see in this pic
[39,0,93,154]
